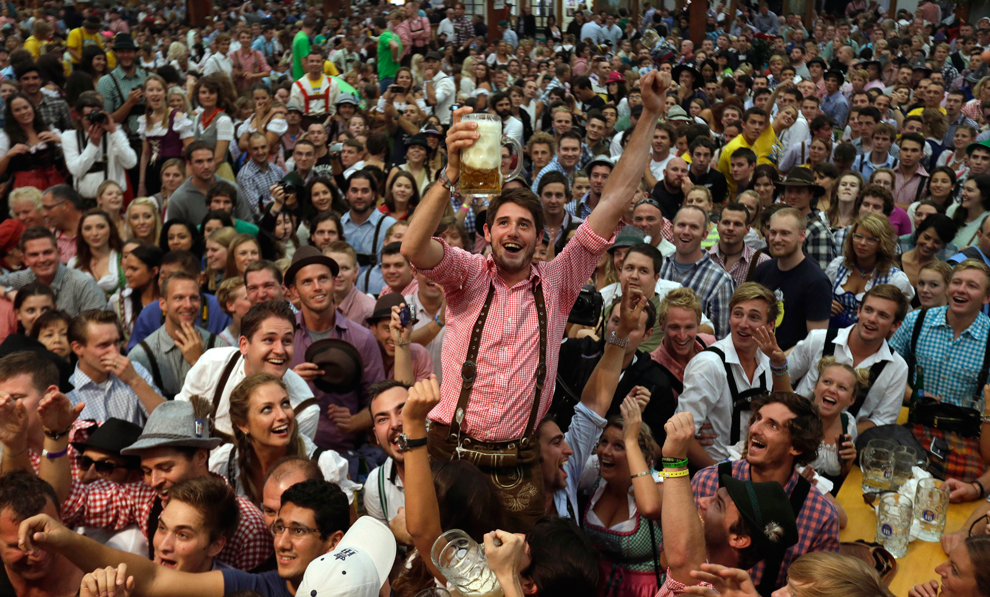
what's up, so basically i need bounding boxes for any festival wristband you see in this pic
[42,448,68,460]
[661,457,689,468]
[663,469,690,479]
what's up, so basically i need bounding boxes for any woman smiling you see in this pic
[68,209,125,296]
[109,242,162,346]
[95,180,128,239]
[208,372,357,507]
[125,197,162,246]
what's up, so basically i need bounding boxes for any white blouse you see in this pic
[137,112,195,141]
[192,107,235,142]
[825,256,916,302]
[68,250,121,295]
[0,129,63,155]
[235,114,288,138]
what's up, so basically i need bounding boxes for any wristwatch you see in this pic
[606,331,629,348]
[396,433,428,452]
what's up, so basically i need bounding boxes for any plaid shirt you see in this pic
[422,221,613,441]
[452,15,474,48]
[67,363,160,427]
[236,159,285,214]
[36,94,73,131]
[707,243,770,287]
[60,472,272,571]
[659,253,736,338]
[530,157,579,194]
[692,460,841,588]
[803,211,836,271]
[889,306,990,409]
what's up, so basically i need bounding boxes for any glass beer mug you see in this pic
[459,113,523,201]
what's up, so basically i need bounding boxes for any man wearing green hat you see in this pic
[659,409,799,597]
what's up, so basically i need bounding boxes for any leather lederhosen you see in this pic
[427,279,548,530]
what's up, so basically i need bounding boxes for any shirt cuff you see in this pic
[573,219,616,253]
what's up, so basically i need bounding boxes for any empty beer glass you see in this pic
[861,439,896,493]
[459,114,523,201]
[876,493,913,558]
[915,478,950,542]
[431,529,504,597]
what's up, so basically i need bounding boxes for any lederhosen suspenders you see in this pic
[656,336,708,396]
[358,216,388,291]
[138,334,219,401]
[705,347,768,445]
[447,280,548,447]
[718,462,810,597]
[294,77,332,115]
[74,128,109,191]
[821,328,887,417]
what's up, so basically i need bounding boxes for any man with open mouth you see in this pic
[401,69,673,528]
[784,284,910,435]
[889,259,990,486]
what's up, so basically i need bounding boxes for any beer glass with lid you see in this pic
[459,113,523,201]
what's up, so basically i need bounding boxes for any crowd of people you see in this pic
[3,1,990,597]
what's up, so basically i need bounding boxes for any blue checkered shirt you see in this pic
[659,253,736,338]
[452,194,475,235]
[944,113,979,147]
[236,159,286,214]
[889,306,990,409]
[565,192,594,219]
[538,77,566,107]
[804,211,837,271]
[68,363,161,426]
[531,157,578,194]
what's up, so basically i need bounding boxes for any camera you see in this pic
[86,109,108,124]
[567,284,603,327]
[279,183,298,196]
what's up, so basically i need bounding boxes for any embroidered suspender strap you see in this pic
[705,347,768,444]
[756,475,811,596]
[378,462,388,518]
[212,352,242,415]
[295,78,332,114]
[138,340,167,399]
[449,279,548,442]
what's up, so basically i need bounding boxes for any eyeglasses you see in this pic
[851,233,881,244]
[41,200,65,212]
[76,455,131,475]
[269,521,321,539]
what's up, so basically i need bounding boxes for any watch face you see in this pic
[396,435,408,452]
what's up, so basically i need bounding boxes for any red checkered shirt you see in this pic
[656,568,715,597]
[423,220,613,441]
[27,420,96,475]
[690,460,840,588]
[60,471,272,570]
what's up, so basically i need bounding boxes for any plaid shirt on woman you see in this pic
[691,460,840,588]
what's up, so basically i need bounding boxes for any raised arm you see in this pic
[661,411,708,584]
[620,397,663,520]
[17,514,225,597]
[585,70,669,238]
[400,376,446,583]
[0,393,32,474]
[37,391,85,504]
[580,290,647,417]
[400,106,477,270]
[389,306,415,385]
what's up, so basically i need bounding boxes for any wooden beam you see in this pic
[323,0,340,21]
[187,0,209,27]
[690,0,706,48]
[804,0,814,30]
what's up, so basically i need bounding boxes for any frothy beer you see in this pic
[460,118,503,196]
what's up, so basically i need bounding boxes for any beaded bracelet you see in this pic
[772,366,789,378]
[769,360,788,372]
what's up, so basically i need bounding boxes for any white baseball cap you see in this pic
[296,517,397,597]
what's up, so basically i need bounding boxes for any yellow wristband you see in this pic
[663,469,689,479]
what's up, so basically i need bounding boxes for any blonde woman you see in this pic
[95,180,127,239]
[167,41,191,77]
[208,372,357,506]
[138,74,194,197]
[223,233,261,281]
[204,226,238,292]
[166,86,192,115]
[125,197,162,246]
[825,213,914,327]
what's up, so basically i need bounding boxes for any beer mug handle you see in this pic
[502,135,524,182]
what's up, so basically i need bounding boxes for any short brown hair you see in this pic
[324,241,357,265]
[861,283,909,324]
[19,226,56,252]
[526,131,556,154]
[240,301,296,343]
[748,392,823,467]
[69,310,122,346]
[0,352,58,395]
[657,287,702,325]
[216,276,245,317]
[729,282,779,325]
[486,188,545,235]
[166,476,240,543]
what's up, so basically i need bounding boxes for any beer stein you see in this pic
[459,113,523,201]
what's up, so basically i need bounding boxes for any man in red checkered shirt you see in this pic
[658,412,798,597]
[401,70,673,525]
[33,398,273,571]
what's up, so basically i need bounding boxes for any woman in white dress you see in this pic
[137,74,194,197]
[68,209,125,296]
[236,84,287,169]
[208,372,359,507]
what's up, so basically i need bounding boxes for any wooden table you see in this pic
[835,466,979,595]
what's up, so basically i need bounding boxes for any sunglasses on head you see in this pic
[76,455,131,475]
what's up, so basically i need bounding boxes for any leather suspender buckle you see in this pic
[535,362,547,389]
[461,360,478,386]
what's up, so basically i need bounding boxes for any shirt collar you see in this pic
[70,364,117,390]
